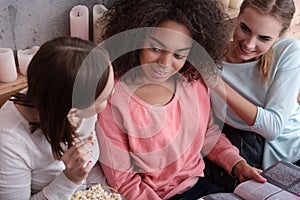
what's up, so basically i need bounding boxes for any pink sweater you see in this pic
[96,79,243,200]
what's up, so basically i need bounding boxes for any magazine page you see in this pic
[233,179,296,200]
[202,192,243,200]
[202,180,299,200]
[261,161,300,197]
[202,161,300,200]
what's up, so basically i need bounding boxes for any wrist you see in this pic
[232,160,246,177]
[63,170,84,185]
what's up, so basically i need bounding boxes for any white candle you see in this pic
[17,46,40,76]
[216,0,230,13]
[229,0,243,10]
[93,4,108,44]
[0,48,17,83]
[70,5,89,40]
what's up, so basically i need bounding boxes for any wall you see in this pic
[286,0,300,39]
[1,0,299,52]
[0,0,115,52]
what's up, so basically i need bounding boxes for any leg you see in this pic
[204,157,239,192]
[293,159,300,167]
[204,123,265,192]
[168,177,225,200]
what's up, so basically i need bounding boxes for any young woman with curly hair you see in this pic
[96,0,266,199]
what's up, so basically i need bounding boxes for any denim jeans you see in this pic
[294,159,300,167]
[168,177,224,200]
[204,123,265,192]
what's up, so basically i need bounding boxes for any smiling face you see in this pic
[231,6,283,62]
[139,20,192,83]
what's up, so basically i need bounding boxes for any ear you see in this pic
[67,108,81,128]
[67,108,78,118]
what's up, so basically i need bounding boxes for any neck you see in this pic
[125,76,176,106]
[14,103,40,123]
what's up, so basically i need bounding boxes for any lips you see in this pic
[239,43,254,55]
[151,66,171,79]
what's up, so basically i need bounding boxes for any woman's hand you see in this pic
[232,160,267,183]
[199,64,224,91]
[61,136,95,185]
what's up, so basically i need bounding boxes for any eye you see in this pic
[174,53,186,59]
[150,45,162,52]
[258,36,272,42]
[240,23,250,33]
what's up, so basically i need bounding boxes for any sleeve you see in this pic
[38,173,80,200]
[96,105,162,200]
[250,39,300,140]
[203,112,244,174]
[86,161,108,189]
[0,131,80,200]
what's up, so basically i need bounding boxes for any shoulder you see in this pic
[177,79,210,109]
[179,77,208,90]
[272,37,300,70]
[273,37,300,55]
[0,101,29,146]
[0,101,24,130]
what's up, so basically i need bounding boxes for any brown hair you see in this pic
[239,0,295,83]
[100,0,231,82]
[12,37,110,159]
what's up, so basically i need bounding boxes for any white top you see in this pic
[0,101,100,200]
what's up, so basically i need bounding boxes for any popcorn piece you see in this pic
[71,184,123,200]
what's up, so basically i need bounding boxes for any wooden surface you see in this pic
[0,70,27,106]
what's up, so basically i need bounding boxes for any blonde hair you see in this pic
[259,48,273,84]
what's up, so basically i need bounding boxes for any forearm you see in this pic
[101,165,162,200]
[0,172,79,200]
[35,172,79,200]
[215,80,258,126]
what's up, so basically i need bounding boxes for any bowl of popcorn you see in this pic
[71,184,125,200]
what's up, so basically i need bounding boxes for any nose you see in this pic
[158,52,172,68]
[243,36,256,49]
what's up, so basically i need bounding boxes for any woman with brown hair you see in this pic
[0,36,114,199]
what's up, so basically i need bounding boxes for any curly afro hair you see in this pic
[101,0,231,81]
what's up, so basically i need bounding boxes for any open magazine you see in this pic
[202,161,300,200]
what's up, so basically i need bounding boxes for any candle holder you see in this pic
[0,48,17,83]
[70,5,89,40]
[93,4,108,44]
[216,0,230,13]
[17,46,40,76]
[229,0,243,10]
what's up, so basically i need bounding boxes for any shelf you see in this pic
[0,71,27,106]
